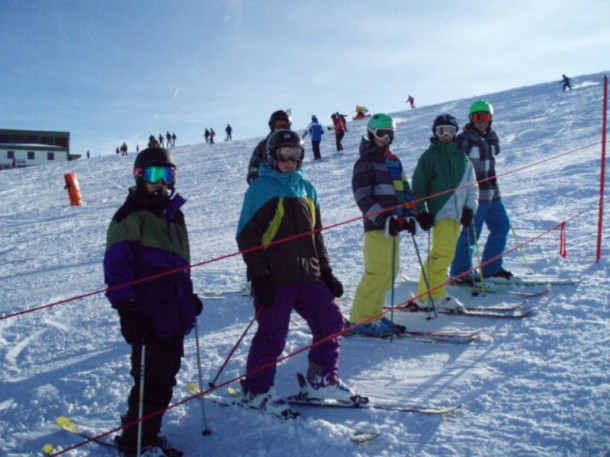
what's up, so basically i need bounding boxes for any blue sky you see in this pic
[2,0,609,156]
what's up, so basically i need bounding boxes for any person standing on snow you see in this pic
[407,95,416,109]
[302,115,324,160]
[246,109,292,184]
[450,100,512,284]
[411,114,478,310]
[561,74,572,91]
[331,112,346,152]
[204,128,210,144]
[348,113,417,336]
[209,128,215,144]
[225,124,233,141]
[236,129,357,418]
[103,147,203,456]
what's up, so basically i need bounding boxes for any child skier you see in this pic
[411,114,478,309]
[348,113,417,336]
[450,100,512,284]
[104,147,202,457]
[236,129,356,417]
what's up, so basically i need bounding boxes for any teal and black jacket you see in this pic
[236,163,332,285]
[104,188,197,338]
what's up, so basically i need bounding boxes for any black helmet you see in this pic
[134,147,175,169]
[268,110,293,131]
[133,147,176,192]
[432,114,459,136]
[266,129,305,170]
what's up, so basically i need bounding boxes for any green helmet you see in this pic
[367,113,395,133]
[468,100,494,116]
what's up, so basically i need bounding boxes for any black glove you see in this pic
[116,300,148,345]
[321,270,344,298]
[460,207,474,227]
[416,211,434,231]
[403,217,417,235]
[192,294,204,316]
[387,216,402,237]
[251,274,275,307]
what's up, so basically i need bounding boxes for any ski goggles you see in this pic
[274,120,291,129]
[471,112,492,122]
[276,146,303,162]
[372,129,395,142]
[434,125,457,137]
[135,166,176,185]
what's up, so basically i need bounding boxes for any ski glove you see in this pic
[415,211,434,231]
[321,270,344,298]
[460,207,474,228]
[192,294,204,316]
[251,274,275,307]
[116,300,149,345]
[386,216,417,237]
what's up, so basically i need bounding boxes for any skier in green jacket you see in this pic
[412,114,478,309]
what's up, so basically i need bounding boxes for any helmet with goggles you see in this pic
[367,113,396,143]
[268,110,293,131]
[266,129,305,170]
[469,100,494,123]
[133,147,177,190]
[432,114,459,138]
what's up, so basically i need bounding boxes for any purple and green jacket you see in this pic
[104,188,196,339]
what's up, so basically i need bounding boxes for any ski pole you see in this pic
[136,343,146,457]
[208,307,263,388]
[511,224,533,274]
[194,320,212,436]
[411,234,437,319]
[389,233,397,341]
[471,223,486,287]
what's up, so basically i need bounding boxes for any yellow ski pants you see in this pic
[350,230,400,323]
[417,218,461,300]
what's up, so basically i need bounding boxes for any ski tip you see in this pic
[42,443,57,455]
[227,386,242,397]
[187,383,201,395]
[350,431,381,443]
[56,416,77,432]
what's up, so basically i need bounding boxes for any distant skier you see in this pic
[204,128,210,144]
[225,124,233,141]
[246,109,292,184]
[407,95,416,109]
[561,74,572,91]
[302,115,324,160]
[331,113,346,152]
[209,128,215,144]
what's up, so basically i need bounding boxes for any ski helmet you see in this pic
[432,114,459,136]
[133,147,176,190]
[266,129,305,170]
[468,100,494,116]
[268,110,293,131]
[367,113,396,142]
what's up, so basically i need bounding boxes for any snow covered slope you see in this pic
[0,72,609,456]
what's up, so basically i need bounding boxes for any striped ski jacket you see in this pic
[352,137,415,232]
[457,123,501,203]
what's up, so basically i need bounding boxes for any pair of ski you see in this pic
[188,374,460,443]
[399,299,537,319]
[346,322,482,344]
[45,416,183,456]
